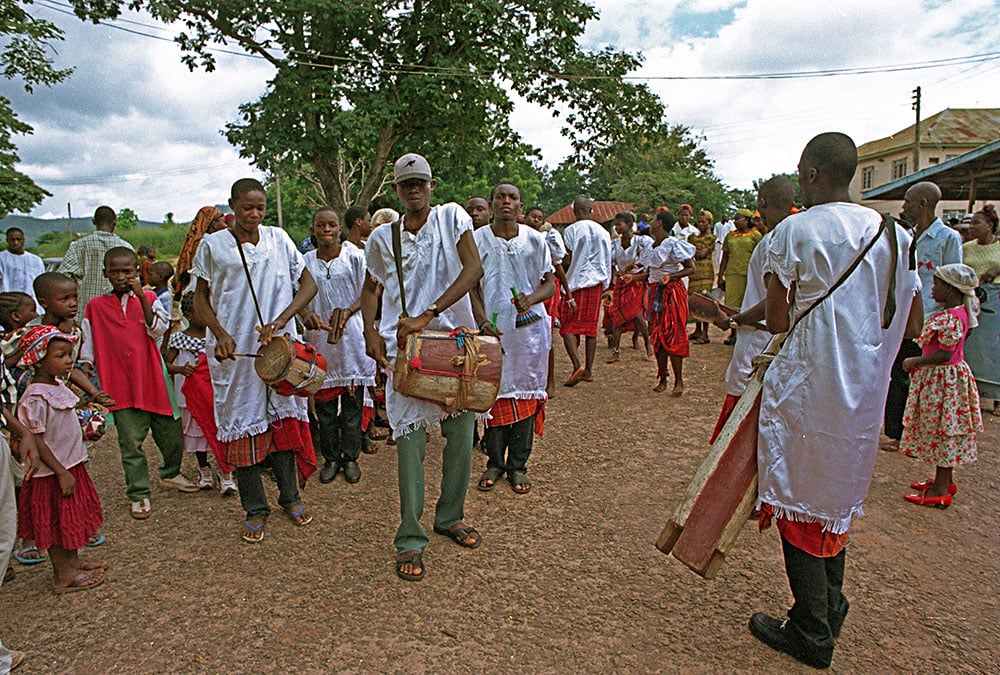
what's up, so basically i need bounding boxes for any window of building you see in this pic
[892,158,908,180]
[928,157,939,165]
[862,166,875,190]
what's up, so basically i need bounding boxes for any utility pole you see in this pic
[912,86,921,173]
[67,202,72,234]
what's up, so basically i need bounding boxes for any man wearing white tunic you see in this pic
[362,153,484,581]
[472,183,553,495]
[558,198,612,386]
[0,228,45,312]
[751,133,921,669]
[192,178,319,544]
[710,177,796,441]
[712,213,735,286]
[301,208,376,485]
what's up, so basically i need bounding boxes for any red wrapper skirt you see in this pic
[558,284,603,337]
[647,279,690,358]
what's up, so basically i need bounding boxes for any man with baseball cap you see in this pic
[361,153,485,581]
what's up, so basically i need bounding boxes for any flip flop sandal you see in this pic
[13,546,47,565]
[4,566,14,583]
[509,471,532,494]
[563,367,585,387]
[285,504,313,526]
[433,524,482,549]
[241,521,265,543]
[395,551,424,581]
[86,534,106,547]
[477,468,504,492]
[54,569,106,594]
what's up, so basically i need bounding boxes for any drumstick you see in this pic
[232,352,261,358]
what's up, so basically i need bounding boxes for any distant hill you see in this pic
[0,215,170,248]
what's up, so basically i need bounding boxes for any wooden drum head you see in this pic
[254,335,293,383]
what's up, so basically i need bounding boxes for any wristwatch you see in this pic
[425,303,440,318]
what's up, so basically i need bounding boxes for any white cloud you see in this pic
[8,0,1000,223]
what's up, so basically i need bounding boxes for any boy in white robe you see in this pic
[471,184,553,494]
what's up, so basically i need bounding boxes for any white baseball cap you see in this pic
[393,153,433,184]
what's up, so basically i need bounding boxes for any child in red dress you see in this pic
[16,325,106,593]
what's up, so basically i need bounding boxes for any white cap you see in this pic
[393,153,432,184]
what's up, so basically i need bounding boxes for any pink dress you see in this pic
[900,307,982,467]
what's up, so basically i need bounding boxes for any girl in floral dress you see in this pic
[900,264,983,508]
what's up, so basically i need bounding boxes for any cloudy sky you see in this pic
[7,0,1000,221]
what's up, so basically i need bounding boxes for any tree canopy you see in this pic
[1,1,74,217]
[73,0,665,211]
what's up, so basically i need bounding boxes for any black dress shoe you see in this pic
[748,613,831,669]
[319,461,339,484]
[342,460,361,484]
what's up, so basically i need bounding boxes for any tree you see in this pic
[74,0,664,211]
[117,207,138,231]
[587,123,735,218]
[1,2,75,217]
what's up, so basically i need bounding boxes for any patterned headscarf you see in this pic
[18,325,78,368]
[934,263,980,329]
[735,208,755,218]
[678,204,693,215]
[699,208,713,222]
[174,206,225,294]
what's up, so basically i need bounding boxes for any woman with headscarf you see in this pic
[174,206,226,296]
[716,207,763,344]
[961,204,1000,415]
[687,209,716,343]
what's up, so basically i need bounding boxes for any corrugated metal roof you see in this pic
[858,108,1000,159]
[862,138,1000,203]
[546,201,635,225]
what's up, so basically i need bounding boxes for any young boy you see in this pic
[192,178,319,543]
[81,248,198,520]
[147,261,174,320]
[301,208,375,484]
[472,183,553,494]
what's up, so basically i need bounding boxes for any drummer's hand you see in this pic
[301,311,328,332]
[214,333,237,360]
[478,320,502,339]
[365,334,390,368]
[258,318,289,345]
[712,315,731,331]
[397,313,432,349]
[511,294,531,313]
[338,309,352,332]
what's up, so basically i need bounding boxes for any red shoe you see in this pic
[909,479,958,495]
[903,492,952,508]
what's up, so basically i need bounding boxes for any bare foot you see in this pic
[606,351,620,364]
[672,380,685,396]
[653,379,668,393]
[879,438,900,452]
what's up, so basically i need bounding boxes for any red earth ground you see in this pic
[2,324,998,673]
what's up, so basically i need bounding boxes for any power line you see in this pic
[33,0,1000,82]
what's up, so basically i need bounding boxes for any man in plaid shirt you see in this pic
[58,206,133,323]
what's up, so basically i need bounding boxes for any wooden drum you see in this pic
[393,329,501,413]
[254,335,328,397]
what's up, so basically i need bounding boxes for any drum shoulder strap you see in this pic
[788,214,892,336]
[230,228,266,326]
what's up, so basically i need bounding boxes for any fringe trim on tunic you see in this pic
[755,500,863,536]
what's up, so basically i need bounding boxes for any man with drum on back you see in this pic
[361,153,485,581]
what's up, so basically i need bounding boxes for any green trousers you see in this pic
[114,408,184,501]
[394,412,474,553]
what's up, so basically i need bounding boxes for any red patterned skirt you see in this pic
[647,279,690,358]
[18,462,103,551]
[225,417,318,485]
[546,277,562,326]
[559,284,603,337]
[486,397,546,436]
[606,277,646,327]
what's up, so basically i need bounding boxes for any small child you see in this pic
[0,291,37,395]
[901,263,984,507]
[165,292,237,494]
[147,260,174,321]
[15,325,107,593]
[81,247,198,520]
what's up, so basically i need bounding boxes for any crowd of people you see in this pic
[0,132,996,671]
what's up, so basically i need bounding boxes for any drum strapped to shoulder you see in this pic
[393,328,501,413]
[255,335,328,397]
